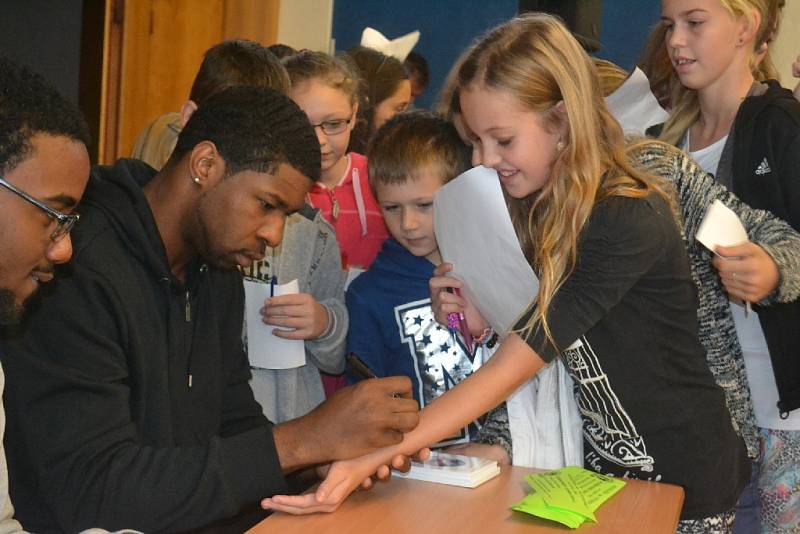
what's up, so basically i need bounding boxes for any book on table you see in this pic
[393,451,501,488]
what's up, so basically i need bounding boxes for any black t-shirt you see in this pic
[515,193,749,520]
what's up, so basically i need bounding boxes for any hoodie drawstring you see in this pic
[352,166,368,237]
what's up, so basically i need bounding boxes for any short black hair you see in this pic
[368,110,471,194]
[189,40,291,104]
[174,86,320,182]
[404,51,430,89]
[344,46,409,154]
[0,57,90,176]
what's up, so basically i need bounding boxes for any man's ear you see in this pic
[187,141,224,188]
[179,100,198,129]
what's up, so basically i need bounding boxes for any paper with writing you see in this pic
[511,466,626,529]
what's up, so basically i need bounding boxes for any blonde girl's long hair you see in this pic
[659,0,775,145]
[457,12,672,351]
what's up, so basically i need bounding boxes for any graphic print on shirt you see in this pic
[395,298,480,446]
[562,336,655,473]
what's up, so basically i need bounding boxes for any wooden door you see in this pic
[99,0,280,164]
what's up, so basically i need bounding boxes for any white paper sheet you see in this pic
[243,278,306,369]
[605,67,669,136]
[433,166,538,334]
[695,199,749,251]
[696,199,752,313]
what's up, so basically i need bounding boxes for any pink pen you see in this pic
[446,287,473,352]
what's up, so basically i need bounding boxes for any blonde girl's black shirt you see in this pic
[514,193,749,520]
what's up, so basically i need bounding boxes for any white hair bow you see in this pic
[360,27,420,62]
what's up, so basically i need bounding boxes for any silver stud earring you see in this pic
[556,140,566,151]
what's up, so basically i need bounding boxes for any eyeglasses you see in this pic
[0,176,79,242]
[311,115,354,136]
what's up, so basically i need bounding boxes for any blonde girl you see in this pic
[660,1,800,531]
[284,51,388,272]
[263,14,749,532]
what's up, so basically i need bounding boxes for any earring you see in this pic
[556,140,566,151]
[192,176,201,184]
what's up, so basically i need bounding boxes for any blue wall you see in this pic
[597,1,662,71]
[332,0,517,110]
[332,1,663,110]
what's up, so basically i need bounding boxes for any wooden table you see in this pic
[248,466,684,533]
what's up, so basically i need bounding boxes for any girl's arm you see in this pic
[262,333,545,514]
[635,142,800,304]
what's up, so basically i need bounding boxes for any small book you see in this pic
[393,451,501,488]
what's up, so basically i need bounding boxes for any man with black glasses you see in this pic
[0,58,91,531]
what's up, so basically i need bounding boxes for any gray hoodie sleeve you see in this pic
[304,217,348,375]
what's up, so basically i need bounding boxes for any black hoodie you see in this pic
[2,160,287,532]
[727,82,800,418]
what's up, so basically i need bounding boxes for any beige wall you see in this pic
[277,0,334,53]
[772,1,800,85]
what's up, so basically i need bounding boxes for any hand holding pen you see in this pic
[429,263,488,341]
[445,287,473,351]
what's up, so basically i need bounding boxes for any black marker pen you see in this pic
[346,352,378,380]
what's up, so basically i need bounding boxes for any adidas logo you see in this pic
[755,157,771,175]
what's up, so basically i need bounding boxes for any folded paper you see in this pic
[511,467,626,528]
[695,199,749,251]
[244,278,306,369]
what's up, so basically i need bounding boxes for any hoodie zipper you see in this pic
[185,290,192,388]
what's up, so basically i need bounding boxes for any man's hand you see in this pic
[272,377,420,472]
[712,243,780,303]
[315,448,432,492]
[261,293,329,340]
[262,449,431,515]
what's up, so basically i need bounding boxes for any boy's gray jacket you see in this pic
[248,205,348,423]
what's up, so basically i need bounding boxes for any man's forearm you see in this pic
[272,416,327,473]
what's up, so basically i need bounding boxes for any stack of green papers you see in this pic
[511,466,626,528]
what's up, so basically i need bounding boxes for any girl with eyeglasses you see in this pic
[285,51,388,273]
[284,51,389,398]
